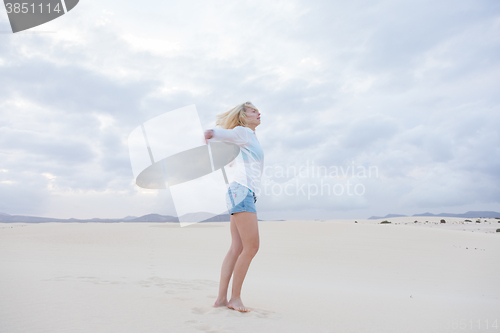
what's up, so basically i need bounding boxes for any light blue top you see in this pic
[208,126,264,198]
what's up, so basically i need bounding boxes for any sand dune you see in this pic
[1,219,499,333]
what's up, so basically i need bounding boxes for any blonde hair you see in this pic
[215,101,259,130]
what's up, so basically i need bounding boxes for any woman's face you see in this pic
[244,106,261,126]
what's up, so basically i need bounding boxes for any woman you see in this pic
[204,101,263,313]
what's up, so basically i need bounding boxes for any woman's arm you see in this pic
[204,126,250,146]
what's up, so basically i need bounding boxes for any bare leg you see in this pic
[214,214,243,307]
[227,211,259,312]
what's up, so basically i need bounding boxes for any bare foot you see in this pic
[213,298,228,307]
[227,298,250,312]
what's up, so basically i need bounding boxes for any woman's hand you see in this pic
[204,129,214,144]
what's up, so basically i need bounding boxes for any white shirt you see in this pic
[208,126,264,199]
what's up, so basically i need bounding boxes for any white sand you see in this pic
[1,219,499,333]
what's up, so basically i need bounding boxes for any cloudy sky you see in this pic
[0,0,499,220]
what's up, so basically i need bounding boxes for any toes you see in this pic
[227,303,250,312]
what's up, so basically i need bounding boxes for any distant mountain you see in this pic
[412,211,500,218]
[0,214,68,222]
[368,214,407,220]
[179,212,218,222]
[412,212,434,217]
[202,213,231,222]
[369,211,500,219]
[128,214,179,222]
[0,212,235,223]
[0,213,177,223]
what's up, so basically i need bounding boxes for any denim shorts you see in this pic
[226,182,257,215]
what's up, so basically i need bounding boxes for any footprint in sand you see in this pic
[191,307,212,315]
[252,308,281,320]
[45,276,123,285]
[185,320,233,333]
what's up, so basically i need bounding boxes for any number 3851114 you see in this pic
[5,3,63,14]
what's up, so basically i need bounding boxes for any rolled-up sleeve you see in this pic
[209,126,250,146]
